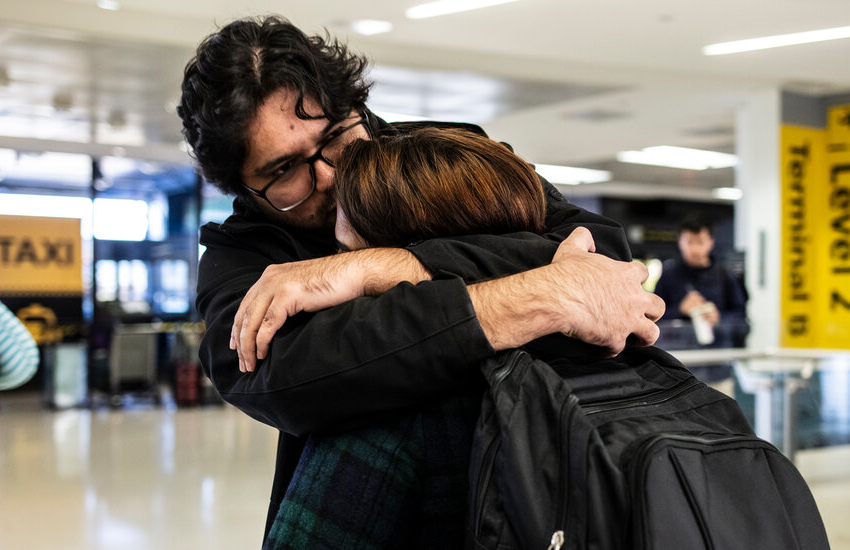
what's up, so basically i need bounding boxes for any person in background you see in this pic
[0,300,39,391]
[653,212,748,391]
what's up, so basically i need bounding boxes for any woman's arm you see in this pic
[233,229,662,372]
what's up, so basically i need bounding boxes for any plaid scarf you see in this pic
[264,393,481,550]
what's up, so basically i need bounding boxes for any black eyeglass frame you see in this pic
[242,113,371,212]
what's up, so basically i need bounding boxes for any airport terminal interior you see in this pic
[1,1,850,549]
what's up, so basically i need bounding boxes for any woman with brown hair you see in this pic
[262,127,566,549]
[265,127,623,549]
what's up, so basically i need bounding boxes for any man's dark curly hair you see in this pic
[177,16,372,195]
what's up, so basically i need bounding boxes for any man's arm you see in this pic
[235,228,662,370]
[203,226,661,436]
[233,247,430,372]
[198,223,492,435]
[469,228,661,352]
[236,185,641,368]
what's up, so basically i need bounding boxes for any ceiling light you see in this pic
[406,0,520,19]
[712,187,743,201]
[534,164,611,185]
[97,0,121,11]
[350,20,393,36]
[616,146,738,170]
[703,25,850,56]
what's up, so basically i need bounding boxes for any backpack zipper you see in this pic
[625,433,779,478]
[581,378,702,416]
[473,433,502,538]
[474,351,525,537]
[489,350,523,390]
[626,433,771,550]
[553,393,580,545]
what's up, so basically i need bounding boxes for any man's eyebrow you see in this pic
[254,154,297,177]
[252,118,338,177]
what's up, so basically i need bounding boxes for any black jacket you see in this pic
[195,119,632,540]
[654,256,747,323]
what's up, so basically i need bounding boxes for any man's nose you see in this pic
[314,159,335,192]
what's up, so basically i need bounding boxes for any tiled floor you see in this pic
[1,394,848,549]
[797,445,850,549]
[0,397,276,550]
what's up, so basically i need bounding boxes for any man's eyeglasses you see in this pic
[243,114,369,212]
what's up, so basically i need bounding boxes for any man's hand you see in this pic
[231,249,430,372]
[552,229,664,353]
[471,227,665,356]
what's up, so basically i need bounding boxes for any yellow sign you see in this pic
[780,125,825,347]
[0,215,82,296]
[781,103,850,349]
[820,105,850,348]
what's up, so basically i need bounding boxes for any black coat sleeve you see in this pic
[196,224,492,436]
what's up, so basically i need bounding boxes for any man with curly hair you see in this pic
[178,15,663,545]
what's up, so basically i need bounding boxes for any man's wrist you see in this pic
[353,248,432,295]
[468,265,566,351]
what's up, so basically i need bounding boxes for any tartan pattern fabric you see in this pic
[264,393,481,550]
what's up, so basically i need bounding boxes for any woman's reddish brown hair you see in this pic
[334,127,545,247]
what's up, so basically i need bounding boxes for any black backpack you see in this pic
[465,343,829,550]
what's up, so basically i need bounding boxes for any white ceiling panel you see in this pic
[0,0,848,199]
